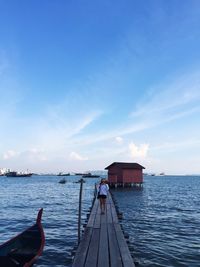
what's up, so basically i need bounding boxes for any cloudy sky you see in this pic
[0,0,200,174]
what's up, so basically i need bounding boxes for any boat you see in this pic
[82,173,100,178]
[0,208,45,267]
[5,172,33,177]
[59,178,67,184]
[74,178,86,183]
[57,172,70,176]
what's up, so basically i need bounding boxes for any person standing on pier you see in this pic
[98,178,109,214]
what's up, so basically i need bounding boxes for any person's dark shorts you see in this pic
[98,194,107,199]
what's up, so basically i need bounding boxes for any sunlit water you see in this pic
[0,175,199,267]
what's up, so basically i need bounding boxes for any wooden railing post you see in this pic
[78,178,84,244]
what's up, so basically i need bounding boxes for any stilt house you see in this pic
[105,162,145,187]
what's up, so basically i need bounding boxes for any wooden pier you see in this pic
[72,191,135,267]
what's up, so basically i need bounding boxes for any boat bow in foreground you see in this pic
[0,208,45,267]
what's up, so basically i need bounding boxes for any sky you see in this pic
[0,0,200,174]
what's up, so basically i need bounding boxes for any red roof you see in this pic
[105,162,145,170]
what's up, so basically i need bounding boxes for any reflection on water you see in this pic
[0,175,200,266]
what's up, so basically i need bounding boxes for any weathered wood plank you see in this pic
[87,214,96,228]
[107,224,122,267]
[107,193,119,223]
[72,227,93,267]
[111,204,119,223]
[100,209,107,224]
[98,222,109,267]
[106,193,112,204]
[114,223,135,267]
[73,190,135,267]
[87,198,99,227]
[85,228,100,267]
[94,204,101,229]
[90,198,99,215]
[106,203,113,223]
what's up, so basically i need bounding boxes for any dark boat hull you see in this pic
[59,178,66,184]
[5,172,32,177]
[57,173,70,176]
[82,174,100,178]
[0,209,45,267]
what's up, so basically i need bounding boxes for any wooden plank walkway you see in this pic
[72,191,135,267]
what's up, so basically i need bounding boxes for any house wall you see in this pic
[122,169,135,183]
[108,166,143,183]
[108,166,123,183]
[108,174,117,183]
[123,169,143,183]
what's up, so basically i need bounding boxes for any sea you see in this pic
[0,175,199,267]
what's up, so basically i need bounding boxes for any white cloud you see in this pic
[3,150,18,159]
[69,151,88,161]
[22,149,47,161]
[2,148,47,162]
[71,122,149,147]
[115,136,123,143]
[152,138,200,152]
[69,70,200,149]
[131,70,200,119]
[129,143,149,158]
[29,108,103,152]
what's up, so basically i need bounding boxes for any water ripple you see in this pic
[1,175,200,266]
[113,175,200,267]
[0,176,96,266]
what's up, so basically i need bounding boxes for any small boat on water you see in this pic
[82,173,100,178]
[74,173,85,176]
[57,172,70,176]
[59,178,67,184]
[5,172,33,177]
[0,208,45,267]
[74,178,86,183]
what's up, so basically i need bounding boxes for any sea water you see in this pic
[0,175,199,267]
[113,175,200,267]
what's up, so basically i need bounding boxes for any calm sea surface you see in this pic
[0,175,199,267]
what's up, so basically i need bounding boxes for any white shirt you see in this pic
[99,183,109,195]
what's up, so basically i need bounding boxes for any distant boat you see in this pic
[5,171,33,177]
[74,173,85,176]
[159,172,165,176]
[82,173,100,178]
[59,178,67,184]
[0,208,45,267]
[74,178,86,183]
[57,172,70,176]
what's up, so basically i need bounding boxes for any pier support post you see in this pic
[78,178,84,244]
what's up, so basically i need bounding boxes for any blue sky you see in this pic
[1,0,200,174]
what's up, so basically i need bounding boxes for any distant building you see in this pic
[105,162,145,187]
[0,168,8,175]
